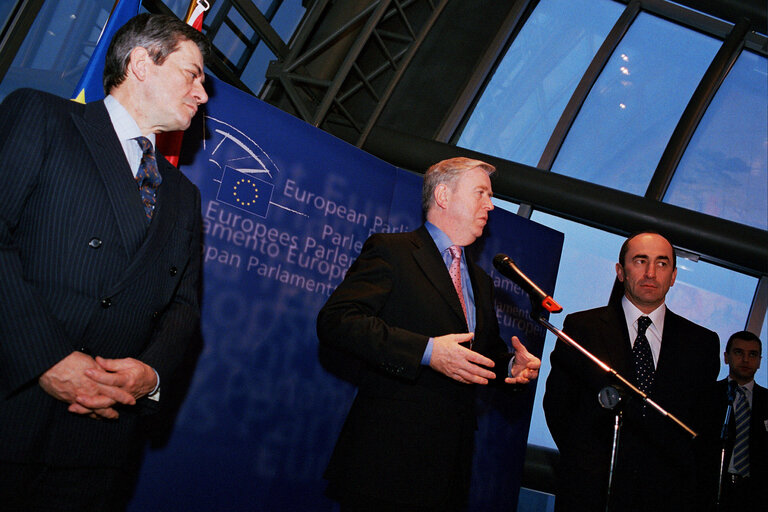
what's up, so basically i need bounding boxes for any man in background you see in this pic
[710,331,766,511]
[544,231,720,511]
[0,14,209,511]
[317,157,541,511]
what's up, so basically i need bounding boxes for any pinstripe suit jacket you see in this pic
[0,88,202,467]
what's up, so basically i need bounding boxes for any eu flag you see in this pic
[216,166,273,217]
[71,0,141,103]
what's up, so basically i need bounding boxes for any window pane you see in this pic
[214,22,248,67]
[526,212,624,449]
[664,51,768,230]
[241,42,274,93]
[0,0,116,101]
[666,259,759,382]
[0,1,17,29]
[551,12,719,195]
[271,0,306,42]
[457,0,623,167]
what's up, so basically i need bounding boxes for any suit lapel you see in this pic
[600,303,633,375]
[411,226,468,329]
[105,157,182,296]
[655,308,682,389]
[71,100,147,257]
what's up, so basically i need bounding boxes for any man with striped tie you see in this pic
[0,14,209,511]
[716,331,767,511]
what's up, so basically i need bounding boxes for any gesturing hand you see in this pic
[504,336,541,384]
[429,333,497,385]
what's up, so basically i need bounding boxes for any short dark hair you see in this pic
[103,13,211,94]
[618,230,677,270]
[725,330,762,354]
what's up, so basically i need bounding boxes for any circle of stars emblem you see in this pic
[233,178,259,207]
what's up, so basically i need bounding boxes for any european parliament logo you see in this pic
[217,166,273,217]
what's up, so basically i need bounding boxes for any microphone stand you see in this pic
[597,385,624,512]
[716,383,736,509]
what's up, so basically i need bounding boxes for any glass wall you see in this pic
[0,0,307,102]
[457,0,768,454]
[551,12,719,195]
[664,51,768,230]
[0,0,116,101]
[458,0,623,167]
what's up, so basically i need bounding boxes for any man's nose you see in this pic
[194,80,208,104]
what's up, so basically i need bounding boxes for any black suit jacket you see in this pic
[0,89,202,468]
[703,379,768,508]
[316,226,512,507]
[543,300,719,512]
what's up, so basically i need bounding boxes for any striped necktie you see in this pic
[732,385,751,476]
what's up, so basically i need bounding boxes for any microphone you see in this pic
[493,254,563,313]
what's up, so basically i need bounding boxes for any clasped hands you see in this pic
[429,333,540,385]
[38,351,157,420]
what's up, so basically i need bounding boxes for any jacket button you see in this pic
[101,298,112,308]
[88,238,102,249]
[169,266,178,276]
[152,311,159,319]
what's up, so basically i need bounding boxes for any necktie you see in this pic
[448,245,467,322]
[631,316,654,395]
[135,136,162,220]
[732,386,751,476]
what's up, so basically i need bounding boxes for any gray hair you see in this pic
[103,13,211,94]
[422,157,495,215]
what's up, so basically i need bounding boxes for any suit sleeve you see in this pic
[0,89,74,397]
[316,234,428,381]
[543,313,584,450]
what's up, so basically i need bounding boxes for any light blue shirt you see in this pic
[103,94,156,178]
[421,222,476,364]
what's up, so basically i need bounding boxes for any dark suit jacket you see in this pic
[316,225,512,508]
[0,89,202,468]
[702,379,768,509]
[543,300,720,512]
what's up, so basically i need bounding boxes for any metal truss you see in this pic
[265,0,448,147]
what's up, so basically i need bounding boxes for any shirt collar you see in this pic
[621,295,666,336]
[425,221,457,255]
[104,94,155,147]
[728,376,755,393]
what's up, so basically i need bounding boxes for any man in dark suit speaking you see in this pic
[317,157,541,511]
[543,232,720,512]
[0,14,209,511]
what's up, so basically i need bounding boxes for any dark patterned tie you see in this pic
[732,386,751,476]
[632,316,654,394]
[135,136,162,220]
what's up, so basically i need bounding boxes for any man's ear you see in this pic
[615,262,625,282]
[433,183,449,210]
[127,47,151,82]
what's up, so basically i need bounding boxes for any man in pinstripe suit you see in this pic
[0,14,209,511]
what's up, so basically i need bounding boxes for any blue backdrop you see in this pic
[129,77,564,511]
